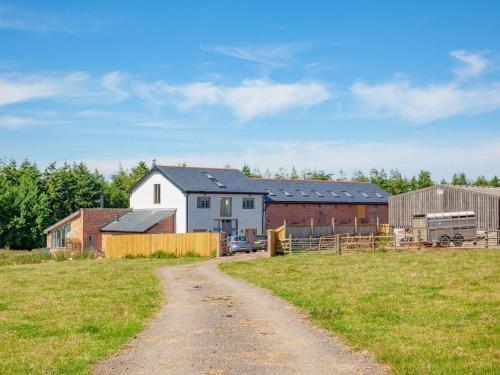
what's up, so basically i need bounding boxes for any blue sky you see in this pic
[0,1,499,179]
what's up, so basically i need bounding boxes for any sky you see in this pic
[0,0,499,180]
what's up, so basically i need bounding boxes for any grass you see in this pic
[0,249,100,267]
[220,249,500,374]
[0,256,203,374]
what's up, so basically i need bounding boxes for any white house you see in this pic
[129,165,266,237]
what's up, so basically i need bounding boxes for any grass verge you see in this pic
[0,257,203,374]
[220,250,500,374]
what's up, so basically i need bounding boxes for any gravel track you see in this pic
[94,254,387,375]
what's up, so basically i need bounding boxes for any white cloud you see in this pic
[201,42,314,66]
[134,78,331,120]
[81,139,500,179]
[0,115,39,128]
[450,50,489,79]
[351,80,500,123]
[0,75,63,105]
[101,71,129,99]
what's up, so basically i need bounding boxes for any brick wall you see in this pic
[46,212,83,251]
[146,214,175,234]
[264,202,388,230]
[81,208,132,251]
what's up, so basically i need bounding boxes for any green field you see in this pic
[220,250,500,374]
[0,257,202,375]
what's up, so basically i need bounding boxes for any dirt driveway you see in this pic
[94,253,386,375]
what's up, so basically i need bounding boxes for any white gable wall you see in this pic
[187,193,263,235]
[129,172,187,232]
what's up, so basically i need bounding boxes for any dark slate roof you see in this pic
[100,209,176,233]
[132,165,267,194]
[251,178,389,203]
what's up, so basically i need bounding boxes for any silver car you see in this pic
[227,236,251,254]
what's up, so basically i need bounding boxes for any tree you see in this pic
[302,169,332,180]
[451,173,468,185]
[473,176,489,186]
[274,167,288,179]
[290,166,299,179]
[386,169,410,195]
[369,169,389,191]
[241,164,253,178]
[490,176,500,187]
[417,170,433,189]
[352,170,369,182]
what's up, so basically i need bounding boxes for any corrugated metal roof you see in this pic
[100,209,176,233]
[153,166,267,194]
[251,178,389,203]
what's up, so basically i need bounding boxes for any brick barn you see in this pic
[251,178,389,230]
[43,208,175,253]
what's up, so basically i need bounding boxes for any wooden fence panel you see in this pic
[103,232,220,259]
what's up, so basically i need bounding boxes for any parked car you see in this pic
[249,235,268,251]
[227,236,251,254]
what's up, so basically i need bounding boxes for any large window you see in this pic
[242,197,255,209]
[154,184,161,204]
[51,223,71,248]
[197,196,210,208]
[220,197,232,217]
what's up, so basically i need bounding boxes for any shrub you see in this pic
[150,251,177,259]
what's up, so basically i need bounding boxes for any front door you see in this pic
[221,219,232,235]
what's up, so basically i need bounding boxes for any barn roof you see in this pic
[251,178,389,203]
[451,185,500,197]
[100,209,176,233]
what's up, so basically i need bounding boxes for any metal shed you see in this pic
[389,185,500,231]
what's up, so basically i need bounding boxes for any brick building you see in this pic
[44,208,175,252]
[251,178,389,230]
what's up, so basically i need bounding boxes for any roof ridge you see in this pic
[251,177,370,184]
[157,165,239,171]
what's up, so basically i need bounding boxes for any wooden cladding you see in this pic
[389,186,500,230]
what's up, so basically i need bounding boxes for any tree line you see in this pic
[0,159,498,249]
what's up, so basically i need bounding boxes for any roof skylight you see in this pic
[360,192,371,198]
[342,191,354,198]
[265,189,276,196]
[297,189,308,197]
[375,192,384,198]
[328,191,339,197]
[313,190,324,197]
[214,181,226,188]
[202,172,225,188]
[281,190,293,197]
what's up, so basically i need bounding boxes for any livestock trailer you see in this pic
[411,211,477,246]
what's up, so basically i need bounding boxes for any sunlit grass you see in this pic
[220,250,500,374]
[0,257,203,374]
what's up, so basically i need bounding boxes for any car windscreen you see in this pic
[232,236,246,241]
[254,235,267,240]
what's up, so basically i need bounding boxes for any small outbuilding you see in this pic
[389,185,500,231]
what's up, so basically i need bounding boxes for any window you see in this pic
[197,196,210,208]
[220,197,232,217]
[328,191,339,197]
[154,184,161,204]
[296,189,308,197]
[243,197,255,209]
[375,192,384,198]
[51,223,71,248]
[312,190,324,197]
[360,192,371,198]
[342,191,353,198]
[280,189,292,197]
[202,172,226,188]
[265,189,275,196]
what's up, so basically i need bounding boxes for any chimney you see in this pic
[100,194,105,208]
[116,214,120,222]
[152,159,157,167]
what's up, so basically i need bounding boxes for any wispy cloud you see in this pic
[134,78,331,121]
[0,115,40,128]
[350,50,500,123]
[201,42,315,66]
[450,50,489,79]
[0,4,107,33]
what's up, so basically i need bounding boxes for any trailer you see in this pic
[411,211,477,247]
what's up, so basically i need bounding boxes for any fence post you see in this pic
[310,218,314,237]
[355,217,358,234]
[485,231,489,249]
[331,217,335,235]
[289,234,292,254]
[376,217,380,233]
[372,234,375,252]
[336,234,341,255]
[393,234,397,250]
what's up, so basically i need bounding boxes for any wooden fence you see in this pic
[103,232,222,259]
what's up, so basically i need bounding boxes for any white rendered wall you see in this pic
[187,194,263,235]
[129,172,187,232]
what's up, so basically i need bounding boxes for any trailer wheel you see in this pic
[439,235,451,247]
[453,234,464,247]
